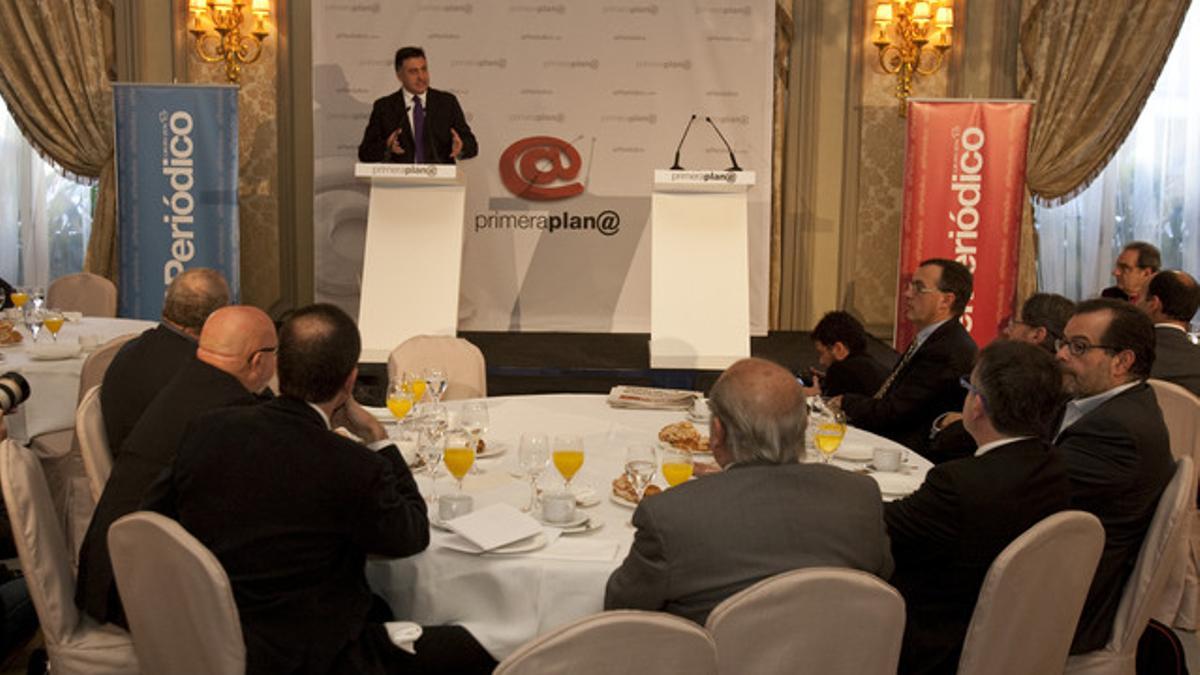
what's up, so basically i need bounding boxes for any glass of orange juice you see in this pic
[9,288,28,309]
[43,310,65,342]
[661,448,694,487]
[552,433,584,489]
[386,379,414,421]
[813,411,847,463]
[403,371,427,404]
[443,429,475,492]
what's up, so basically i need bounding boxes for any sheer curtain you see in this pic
[1034,6,1200,300]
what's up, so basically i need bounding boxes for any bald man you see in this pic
[77,306,277,627]
[605,358,893,624]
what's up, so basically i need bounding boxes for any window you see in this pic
[1034,6,1199,309]
[0,99,94,289]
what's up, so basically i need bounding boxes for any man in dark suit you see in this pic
[1053,299,1174,653]
[1101,241,1161,303]
[101,268,230,454]
[605,357,894,625]
[1137,270,1200,396]
[147,304,494,675]
[886,341,1071,675]
[358,46,478,165]
[835,258,978,452]
[76,306,277,628]
[801,310,889,398]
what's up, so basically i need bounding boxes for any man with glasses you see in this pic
[1102,241,1161,303]
[835,258,977,452]
[1136,270,1200,396]
[1052,298,1173,653]
[76,305,278,627]
[886,341,1071,675]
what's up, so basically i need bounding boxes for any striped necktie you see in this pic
[873,339,920,400]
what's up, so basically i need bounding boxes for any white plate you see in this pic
[535,510,589,529]
[27,343,82,360]
[441,532,548,555]
[657,441,712,456]
[609,493,638,509]
[835,444,873,462]
[871,472,920,497]
[561,518,605,535]
[476,440,508,459]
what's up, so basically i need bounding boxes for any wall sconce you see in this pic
[187,0,272,85]
[872,1,954,116]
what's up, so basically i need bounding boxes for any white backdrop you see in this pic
[312,0,774,333]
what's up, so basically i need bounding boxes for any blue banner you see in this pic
[114,84,239,319]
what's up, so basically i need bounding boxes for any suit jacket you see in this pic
[885,438,1071,675]
[1151,326,1200,397]
[841,320,978,452]
[357,88,478,164]
[604,461,894,625]
[100,323,197,455]
[821,352,890,398]
[76,359,259,626]
[1054,382,1173,653]
[146,397,428,675]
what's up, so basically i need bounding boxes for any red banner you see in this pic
[895,99,1034,350]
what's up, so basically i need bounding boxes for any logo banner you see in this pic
[895,99,1033,349]
[113,84,240,319]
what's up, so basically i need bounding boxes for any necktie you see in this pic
[412,95,427,163]
[873,339,920,400]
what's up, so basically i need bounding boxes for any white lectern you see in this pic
[356,163,465,362]
[650,170,756,369]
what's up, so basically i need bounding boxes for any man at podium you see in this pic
[358,46,478,165]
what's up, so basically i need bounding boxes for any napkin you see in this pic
[444,503,543,552]
[384,621,421,654]
[27,343,82,361]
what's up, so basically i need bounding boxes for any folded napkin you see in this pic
[527,537,620,562]
[443,503,543,552]
[26,343,82,361]
[384,621,421,655]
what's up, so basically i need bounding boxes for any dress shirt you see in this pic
[913,319,951,351]
[307,401,392,452]
[1155,322,1188,333]
[1056,382,1140,438]
[974,436,1034,458]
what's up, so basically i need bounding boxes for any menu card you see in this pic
[607,385,697,411]
[443,503,543,553]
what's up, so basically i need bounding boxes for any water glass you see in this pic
[624,445,657,500]
[518,433,549,512]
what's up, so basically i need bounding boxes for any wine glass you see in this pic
[813,410,847,463]
[460,401,489,474]
[518,433,550,512]
[552,433,584,490]
[30,287,45,311]
[418,423,446,504]
[443,429,475,492]
[424,367,448,403]
[404,371,428,404]
[9,287,28,311]
[25,309,44,342]
[661,448,694,487]
[42,310,64,342]
[624,445,657,500]
[386,379,415,421]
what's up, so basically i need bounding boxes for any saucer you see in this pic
[534,510,589,529]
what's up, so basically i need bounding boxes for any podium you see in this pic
[650,170,756,369]
[355,163,465,362]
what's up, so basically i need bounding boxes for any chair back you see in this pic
[704,567,904,675]
[388,335,487,400]
[1148,378,1200,463]
[108,511,245,675]
[76,386,112,501]
[47,273,117,317]
[494,610,718,675]
[79,334,137,402]
[957,510,1105,675]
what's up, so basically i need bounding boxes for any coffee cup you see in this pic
[437,493,474,521]
[873,446,903,472]
[541,490,576,523]
[690,397,710,419]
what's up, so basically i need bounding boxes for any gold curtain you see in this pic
[771,0,795,327]
[0,0,117,280]
[1015,0,1191,299]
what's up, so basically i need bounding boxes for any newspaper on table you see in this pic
[607,385,698,411]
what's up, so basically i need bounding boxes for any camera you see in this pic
[0,372,30,414]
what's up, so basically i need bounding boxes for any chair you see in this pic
[704,568,904,675]
[46,273,118,317]
[0,440,139,674]
[1146,379,1200,628]
[108,511,244,675]
[493,610,718,675]
[388,335,487,400]
[76,385,112,502]
[956,511,1105,675]
[1066,457,1195,675]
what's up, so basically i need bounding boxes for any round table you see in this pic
[366,393,931,660]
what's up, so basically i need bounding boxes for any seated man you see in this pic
[886,341,1071,674]
[1102,241,1160,303]
[101,267,230,453]
[836,259,977,452]
[802,310,889,398]
[76,306,277,627]
[605,357,893,625]
[1137,270,1200,396]
[147,304,494,675]
[1053,299,1173,653]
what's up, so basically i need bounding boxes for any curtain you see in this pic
[1035,5,1200,300]
[0,0,117,281]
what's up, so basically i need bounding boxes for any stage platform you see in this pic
[356,331,899,404]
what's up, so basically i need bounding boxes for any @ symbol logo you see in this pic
[499,136,584,201]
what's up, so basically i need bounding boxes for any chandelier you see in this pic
[187,0,273,85]
[872,1,955,116]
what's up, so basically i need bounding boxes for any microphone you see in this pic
[670,114,697,170]
[705,116,742,172]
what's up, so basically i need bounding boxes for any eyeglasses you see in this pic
[959,376,989,412]
[1054,338,1121,358]
[906,280,942,295]
[247,345,277,364]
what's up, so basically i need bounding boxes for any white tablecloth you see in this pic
[1,317,157,444]
[365,393,931,660]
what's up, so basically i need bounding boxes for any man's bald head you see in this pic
[707,358,807,465]
[162,268,231,335]
[196,306,277,392]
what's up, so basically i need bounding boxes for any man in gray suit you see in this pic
[604,358,894,625]
[1137,270,1200,396]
